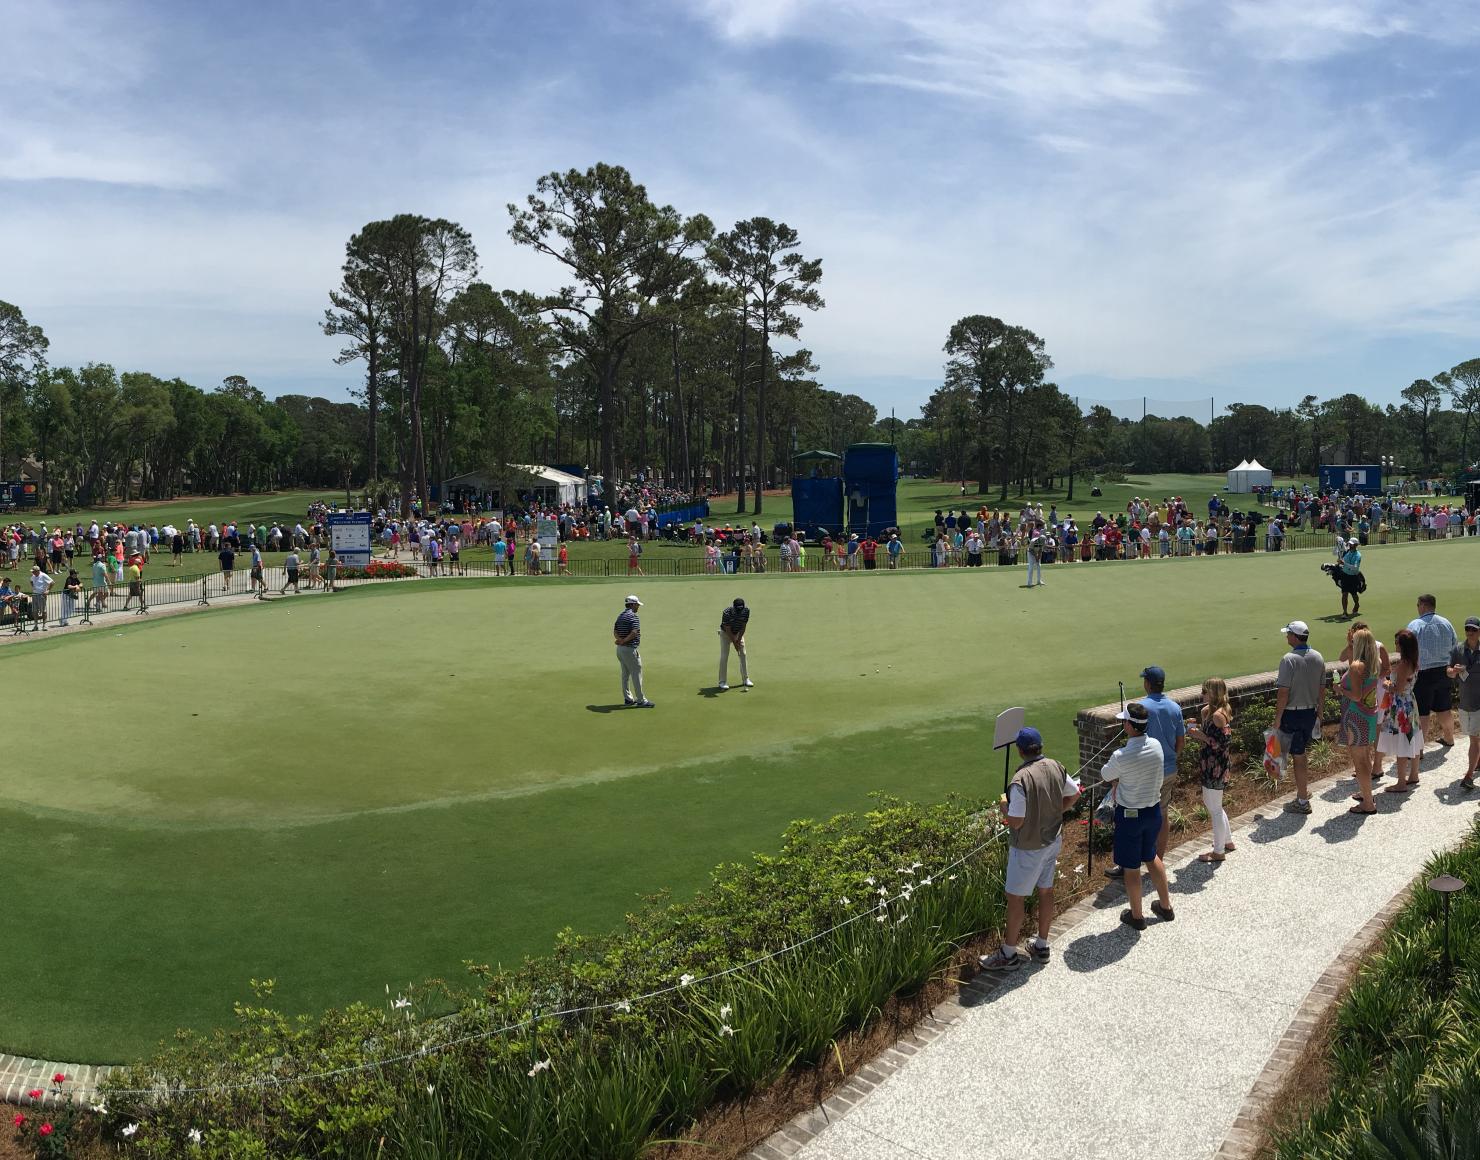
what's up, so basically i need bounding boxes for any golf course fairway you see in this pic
[0,535,1472,1061]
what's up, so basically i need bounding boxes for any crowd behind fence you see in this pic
[2,513,1475,634]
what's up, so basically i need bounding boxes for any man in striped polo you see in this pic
[717,597,753,691]
[614,594,654,708]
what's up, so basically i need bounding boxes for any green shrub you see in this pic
[103,795,1008,1158]
[1273,816,1480,1160]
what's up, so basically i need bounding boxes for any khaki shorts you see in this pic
[1160,776,1176,809]
[1459,707,1480,738]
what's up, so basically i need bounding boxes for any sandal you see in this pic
[1224,842,1236,853]
[1348,805,1378,815]
[1384,783,1414,793]
[1462,778,1476,792]
[1197,853,1225,863]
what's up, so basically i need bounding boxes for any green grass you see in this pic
[0,485,1470,1063]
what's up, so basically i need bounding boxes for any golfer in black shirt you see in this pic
[718,597,752,691]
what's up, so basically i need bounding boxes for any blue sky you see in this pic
[4,0,1480,421]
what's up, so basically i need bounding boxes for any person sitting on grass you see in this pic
[978,727,1081,972]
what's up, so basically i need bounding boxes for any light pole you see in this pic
[1427,874,1465,980]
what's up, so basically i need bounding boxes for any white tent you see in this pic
[1225,459,1273,492]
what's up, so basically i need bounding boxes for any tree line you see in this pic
[912,314,1480,499]
[1,163,883,515]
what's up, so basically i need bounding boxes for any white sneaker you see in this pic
[717,683,729,691]
[743,679,753,687]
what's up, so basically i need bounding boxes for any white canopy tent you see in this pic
[1225,459,1273,492]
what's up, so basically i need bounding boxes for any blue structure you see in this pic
[1318,464,1384,495]
[790,450,845,537]
[843,443,900,536]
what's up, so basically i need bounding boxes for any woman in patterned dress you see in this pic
[1378,629,1424,792]
[1186,678,1234,863]
[1340,628,1381,814]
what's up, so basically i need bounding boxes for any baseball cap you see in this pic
[624,594,642,605]
[1014,727,1042,750]
[1347,537,1359,547]
[1139,665,1165,685]
[1465,617,1480,630]
[1282,620,1310,637]
[1116,703,1151,725]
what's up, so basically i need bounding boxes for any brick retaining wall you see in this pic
[1073,664,1342,780]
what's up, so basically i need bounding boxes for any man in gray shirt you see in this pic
[1277,619,1325,815]
[1448,616,1480,790]
[1408,594,1458,750]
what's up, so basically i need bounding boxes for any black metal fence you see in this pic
[3,522,1476,636]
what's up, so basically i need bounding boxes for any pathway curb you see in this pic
[745,766,1469,1160]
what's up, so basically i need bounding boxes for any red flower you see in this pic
[11,1113,23,1127]
[27,1089,42,1099]
[51,1072,66,1084]
[39,1123,53,1136]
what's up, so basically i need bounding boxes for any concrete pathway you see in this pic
[758,746,1480,1160]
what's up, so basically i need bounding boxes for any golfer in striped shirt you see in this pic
[717,597,753,691]
[614,594,654,708]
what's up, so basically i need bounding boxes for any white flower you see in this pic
[864,875,875,885]
[392,996,411,1010]
[719,1024,736,1036]
[719,1004,732,1019]
[527,1059,551,1077]
[427,1084,436,1096]
[188,1127,203,1146]
[878,886,889,896]
[121,1123,139,1138]
[920,876,933,886]
[614,1000,632,1013]
[839,896,850,906]
[1074,864,1085,875]
[875,914,886,922]
[948,874,958,881]
[90,1101,107,1115]
[911,861,923,870]
[896,914,907,924]
[901,886,913,899]
[679,973,695,987]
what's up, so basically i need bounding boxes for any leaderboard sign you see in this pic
[328,511,373,567]
[0,481,39,508]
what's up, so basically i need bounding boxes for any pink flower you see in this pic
[51,1073,66,1084]
[12,1113,24,1127]
[39,1123,53,1137]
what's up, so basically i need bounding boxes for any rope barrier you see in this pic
[101,826,1014,1098]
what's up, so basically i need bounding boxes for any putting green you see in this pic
[1,537,1474,1061]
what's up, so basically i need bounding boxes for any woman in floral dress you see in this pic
[1186,677,1234,862]
[1378,629,1424,792]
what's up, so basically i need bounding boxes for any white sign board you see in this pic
[329,512,372,568]
[992,706,1026,750]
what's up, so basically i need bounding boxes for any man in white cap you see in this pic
[1336,536,1363,617]
[717,597,752,691]
[613,594,654,708]
[1277,619,1325,814]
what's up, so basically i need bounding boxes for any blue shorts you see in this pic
[1113,803,1163,870]
[1280,708,1318,755]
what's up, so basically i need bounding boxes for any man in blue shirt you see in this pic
[1140,665,1186,859]
[1408,594,1458,749]
[1105,664,1186,879]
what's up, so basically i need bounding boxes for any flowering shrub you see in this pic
[103,796,1008,1158]
[336,560,418,580]
[10,1073,91,1160]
